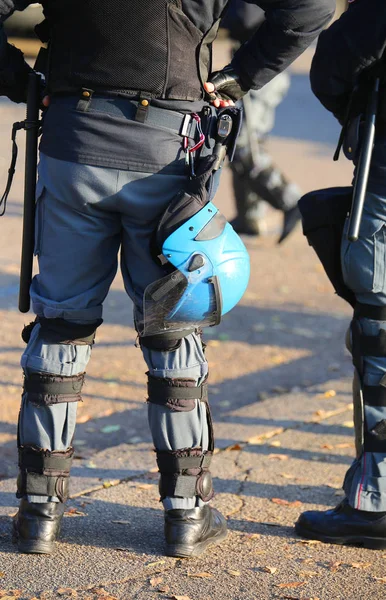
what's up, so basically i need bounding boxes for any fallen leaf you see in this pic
[276,582,306,589]
[254,550,267,555]
[280,473,295,480]
[342,421,354,428]
[350,562,371,569]
[269,440,282,447]
[111,520,130,525]
[247,428,284,445]
[64,508,87,517]
[335,442,353,449]
[146,560,165,568]
[103,480,120,489]
[136,483,154,490]
[321,444,334,450]
[187,572,212,578]
[158,585,170,593]
[298,571,318,578]
[262,566,277,574]
[226,443,243,451]
[374,577,386,583]
[271,498,302,507]
[0,592,22,599]
[227,570,241,577]
[244,533,261,539]
[322,390,336,398]
[150,577,163,587]
[268,454,289,461]
[100,425,121,434]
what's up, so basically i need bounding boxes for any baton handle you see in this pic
[19,72,41,313]
[347,78,380,242]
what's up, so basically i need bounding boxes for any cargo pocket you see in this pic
[34,180,46,257]
[341,217,386,294]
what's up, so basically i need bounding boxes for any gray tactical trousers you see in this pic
[20,152,209,510]
[341,139,386,511]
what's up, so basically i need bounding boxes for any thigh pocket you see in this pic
[341,217,386,294]
[34,180,46,257]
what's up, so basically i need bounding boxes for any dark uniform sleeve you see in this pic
[310,0,386,121]
[230,0,335,91]
[0,0,34,103]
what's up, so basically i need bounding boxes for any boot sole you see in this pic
[12,521,57,554]
[295,522,386,550]
[165,526,228,558]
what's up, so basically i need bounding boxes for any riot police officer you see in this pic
[296,0,386,549]
[222,0,302,243]
[0,0,334,556]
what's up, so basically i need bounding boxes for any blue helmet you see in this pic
[140,199,250,337]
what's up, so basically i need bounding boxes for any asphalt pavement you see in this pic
[1,44,385,600]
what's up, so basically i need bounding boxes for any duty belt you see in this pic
[51,93,202,140]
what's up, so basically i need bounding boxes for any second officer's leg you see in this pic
[296,140,386,548]
[14,155,121,553]
[120,170,227,557]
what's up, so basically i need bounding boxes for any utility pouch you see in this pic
[298,186,355,307]
[155,154,217,253]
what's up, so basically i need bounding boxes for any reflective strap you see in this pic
[147,377,208,402]
[18,446,74,474]
[363,386,386,407]
[157,451,212,474]
[355,303,386,321]
[24,373,85,396]
[360,331,386,357]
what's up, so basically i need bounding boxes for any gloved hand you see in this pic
[205,65,249,106]
[0,43,33,103]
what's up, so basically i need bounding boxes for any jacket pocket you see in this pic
[341,217,386,294]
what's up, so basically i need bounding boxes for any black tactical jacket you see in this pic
[311,0,386,122]
[0,0,335,102]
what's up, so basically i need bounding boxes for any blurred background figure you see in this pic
[221,0,302,243]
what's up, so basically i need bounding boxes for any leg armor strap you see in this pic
[156,448,214,502]
[23,372,85,405]
[17,446,73,502]
[147,374,208,412]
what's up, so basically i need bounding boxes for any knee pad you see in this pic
[17,445,73,502]
[22,317,103,345]
[147,374,214,501]
[139,328,195,352]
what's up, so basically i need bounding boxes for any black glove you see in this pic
[0,43,33,103]
[207,65,249,102]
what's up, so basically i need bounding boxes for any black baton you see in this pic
[347,77,380,242]
[19,72,41,313]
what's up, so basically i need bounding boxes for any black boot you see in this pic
[164,504,227,557]
[295,498,386,549]
[13,498,65,554]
